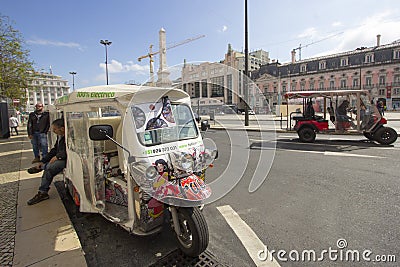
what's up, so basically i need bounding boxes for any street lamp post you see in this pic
[100,39,112,85]
[244,0,249,126]
[69,71,77,91]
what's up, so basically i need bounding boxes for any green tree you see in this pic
[0,14,34,104]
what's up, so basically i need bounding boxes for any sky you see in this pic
[2,0,400,90]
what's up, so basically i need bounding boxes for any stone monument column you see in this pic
[33,91,37,106]
[47,89,51,105]
[40,88,45,105]
[156,28,172,88]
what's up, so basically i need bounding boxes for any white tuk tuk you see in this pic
[53,84,216,256]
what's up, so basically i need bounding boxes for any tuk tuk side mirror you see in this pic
[89,125,114,140]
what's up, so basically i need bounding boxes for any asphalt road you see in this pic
[58,129,400,267]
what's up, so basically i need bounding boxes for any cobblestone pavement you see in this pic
[0,132,27,266]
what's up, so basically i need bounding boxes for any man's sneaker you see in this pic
[32,157,41,164]
[27,192,49,205]
[27,166,42,174]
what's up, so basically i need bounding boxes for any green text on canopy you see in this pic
[77,92,116,98]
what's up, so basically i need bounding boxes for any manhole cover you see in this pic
[150,249,224,267]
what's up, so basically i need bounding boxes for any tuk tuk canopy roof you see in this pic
[284,89,370,100]
[54,84,190,106]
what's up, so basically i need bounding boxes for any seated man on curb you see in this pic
[27,118,66,205]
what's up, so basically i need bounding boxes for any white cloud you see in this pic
[332,21,342,27]
[218,25,228,33]
[27,38,83,50]
[330,10,400,53]
[99,59,149,74]
[297,27,318,39]
[305,10,400,59]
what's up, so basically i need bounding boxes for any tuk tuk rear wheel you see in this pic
[175,207,209,257]
[298,127,316,143]
[374,127,398,145]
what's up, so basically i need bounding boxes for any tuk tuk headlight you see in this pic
[170,152,194,172]
[145,166,158,180]
[180,154,194,170]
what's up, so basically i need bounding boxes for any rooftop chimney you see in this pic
[291,49,296,63]
[376,34,381,46]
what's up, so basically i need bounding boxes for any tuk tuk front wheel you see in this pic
[298,127,316,143]
[175,207,209,257]
[374,127,398,145]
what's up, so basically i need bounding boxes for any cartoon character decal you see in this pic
[105,180,128,206]
[131,106,146,129]
[162,99,175,123]
[131,96,176,132]
[146,117,168,130]
[133,148,211,203]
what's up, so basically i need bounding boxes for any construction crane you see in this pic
[138,34,205,84]
[293,32,344,61]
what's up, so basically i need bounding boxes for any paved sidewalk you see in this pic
[0,129,86,267]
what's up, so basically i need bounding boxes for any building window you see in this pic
[210,76,224,97]
[394,49,400,59]
[201,80,207,97]
[394,75,400,86]
[379,76,386,86]
[378,89,385,95]
[353,78,359,88]
[319,61,326,70]
[365,53,374,63]
[366,77,372,86]
[310,81,314,90]
[300,64,307,72]
[340,79,347,88]
[394,88,400,95]
[227,74,233,104]
[282,85,287,93]
[329,80,335,89]
[194,82,200,98]
[319,81,324,90]
[340,57,348,66]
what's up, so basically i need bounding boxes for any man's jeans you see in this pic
[31,132,48,158]
[39,160,66,193]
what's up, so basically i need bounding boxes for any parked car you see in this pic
[242,110,255,115]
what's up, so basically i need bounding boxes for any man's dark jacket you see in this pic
[27,111,50,135]
[41,135,67,163]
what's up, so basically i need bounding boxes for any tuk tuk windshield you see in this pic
[130,101,198,146]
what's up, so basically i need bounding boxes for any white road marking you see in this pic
[250,143,387,158]
[0,140,30,145]
[217,205,281,267]
[0,149,31,157]
[323,151,386,158]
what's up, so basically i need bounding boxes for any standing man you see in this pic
[27,103,50,163]
[9,114,19,136]
[27,118,66,205]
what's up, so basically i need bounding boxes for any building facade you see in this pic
[180,44,270,114]
[25,72,70,112]
[253,37,400,112]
